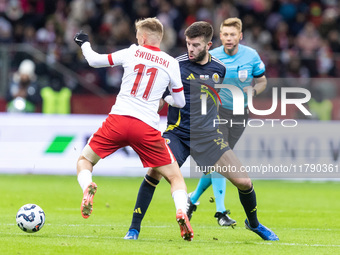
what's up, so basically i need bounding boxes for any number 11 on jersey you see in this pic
[131,64,158,100]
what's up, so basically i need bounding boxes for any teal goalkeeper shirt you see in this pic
[210,44,265,110]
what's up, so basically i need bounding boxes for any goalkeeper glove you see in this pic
[74,30,89,47]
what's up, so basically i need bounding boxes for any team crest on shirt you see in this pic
[238,70,248,82]
[200,75,209,80]
[165,138,171,144]
[212,73,220,83]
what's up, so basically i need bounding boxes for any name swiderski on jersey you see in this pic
[134,49,170,68]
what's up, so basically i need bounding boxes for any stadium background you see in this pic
[0,0,339,178]
[0,2,339,254]
[0,0,340,116]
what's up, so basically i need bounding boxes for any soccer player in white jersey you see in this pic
[73,17,194,241]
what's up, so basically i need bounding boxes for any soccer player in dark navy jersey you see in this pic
[165,52,226,136]
[124,21,279,242]
[188,17,268,227]
[161,52,231,175]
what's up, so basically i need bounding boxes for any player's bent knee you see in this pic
[232,178,252,191]
[144,173,160,187]
[147,168,163,181]
[81,144,101,165]
[153,162,182,183]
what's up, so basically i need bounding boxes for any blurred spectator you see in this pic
[157,0,177,52]
[265,11,282,33]
[264,53,281,78]
[20,0,45,15]
[196,0,214,24]
[132,0,151,20]
[290,12,307,36]
[19,0,46,29]
[279,0,298,25]
[284,57,310,79]
[214,0,239,39]
[327,29,340,53]
[308,86,333,121]
[5,0,23,22]
[272,21,289,51]
[0,0,7,12]
[36,18,56,51]
[308,1,323,27]
[243,23,272,52]
[40,71,71,114]
[317,39,335,76]
[6,59,41,112]
[0,15,12,42]
[297,22,321,76]
[318,8,338,38]
[23,24,36,44]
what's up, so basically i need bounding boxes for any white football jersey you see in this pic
[105,44,183,129]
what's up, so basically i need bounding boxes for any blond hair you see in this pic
[220,17,242,32]
[135,17,163,42]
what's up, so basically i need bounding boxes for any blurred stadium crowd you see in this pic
[0,0,339,117]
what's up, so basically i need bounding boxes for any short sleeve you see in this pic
[252,51,265,77]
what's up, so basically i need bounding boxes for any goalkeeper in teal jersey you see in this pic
[187,17,268,226]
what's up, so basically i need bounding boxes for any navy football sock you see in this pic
[238,184,259,228]
[129,174,159,232]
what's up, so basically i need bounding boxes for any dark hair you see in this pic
[184,21,213,42]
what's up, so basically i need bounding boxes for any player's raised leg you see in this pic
[214,150,279,241]
[154,162,194,241]
[77,144,100,219]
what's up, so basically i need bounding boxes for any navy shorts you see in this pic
[218,107,248,149]
[163,129,230,168]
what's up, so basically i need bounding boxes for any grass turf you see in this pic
[1,174,339,255]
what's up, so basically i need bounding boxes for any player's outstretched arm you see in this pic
[74,30,111,68]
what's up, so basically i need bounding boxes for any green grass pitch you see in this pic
[1,174,339,255]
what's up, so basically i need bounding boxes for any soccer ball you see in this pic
[16,204,45,233]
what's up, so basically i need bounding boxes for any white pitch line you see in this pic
[1,232,339,248]
[2,223,340,232]
[55,208,78,211]
[1,223,116,227]
[280,228,340,231]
